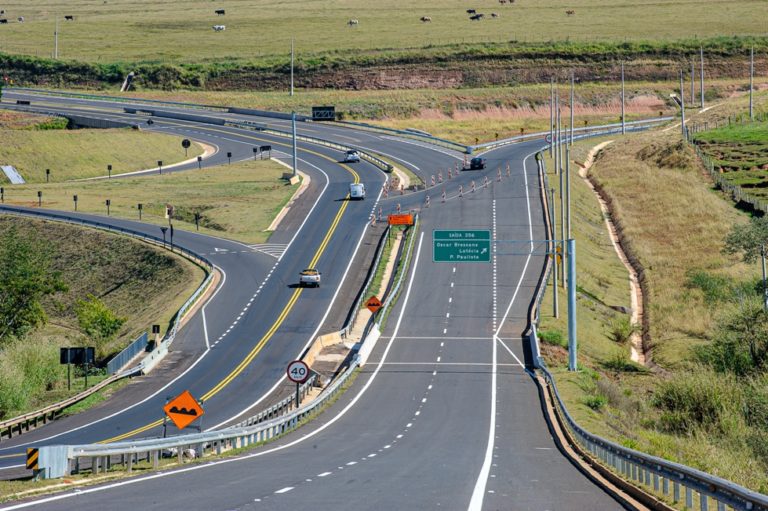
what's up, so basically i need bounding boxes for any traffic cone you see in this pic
[441,189,446,203]
[438,171,443,183]
[459,185,463,198]
[497,168,502,182]
[425,195,430,208]
[448,169,453,180]
[471,180,476,193]
[397,203,401,214]
[431,175,435,187]
[506,164,511,177]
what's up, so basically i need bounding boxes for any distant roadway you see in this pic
[0,91,622,510]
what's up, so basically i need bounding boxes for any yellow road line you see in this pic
[0,453,23,459]
[96,124,362,443]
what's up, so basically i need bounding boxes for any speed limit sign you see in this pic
[286,360,309,383]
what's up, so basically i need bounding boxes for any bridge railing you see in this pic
[528,151,768,511]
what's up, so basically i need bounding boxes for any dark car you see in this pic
[468,157,487,170]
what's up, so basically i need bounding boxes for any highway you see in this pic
[0,92,622,509]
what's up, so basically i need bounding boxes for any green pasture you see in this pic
[0,0,764,64]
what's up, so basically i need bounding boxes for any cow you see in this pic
[469,13,484,20]
[64,15,74,21]
[491,12,499,18]
[566,10,575,16]
[0,19,7,24]
[17,16,24,23]
[215,9,225,15]
[347,18,359,27]
[212,24,226,31]
[420,16,432,22]
[466,9,476,14]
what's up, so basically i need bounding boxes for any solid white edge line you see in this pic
[206,160,385,429]
[0,233,426,511]
[202,309,210,350]
[468,150,537,511]
[0,145,334,449]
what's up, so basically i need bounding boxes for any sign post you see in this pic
[181,139,191,157]
[366,296,382,315]
[286,360,310,409]
[433,230,491,263]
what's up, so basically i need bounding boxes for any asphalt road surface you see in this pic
[0,92,623,510]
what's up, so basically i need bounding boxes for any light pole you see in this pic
[290,37,295,97]
[570,71,575,146]
[621,61,626,135]
[680,69,686,138]
[292,111,298,178]
[700,47,705,109]
[750,46,754,121]
[567,238,578,371]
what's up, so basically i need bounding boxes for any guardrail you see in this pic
[472,117,674,154]
[106,332,148,375]
[0,373,123,443]
[0,205,215,440]
[227,120,395,173]
[332,120,471,153]
[7,87,229,112]
[340,225,391,339]
[528,149,768,510]
[37,357,358,479]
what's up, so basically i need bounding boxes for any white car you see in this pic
[343,150,361,163]
[349,183,366,200]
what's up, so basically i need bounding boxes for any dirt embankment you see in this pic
[206,55,766,90]
[1,50,765,91]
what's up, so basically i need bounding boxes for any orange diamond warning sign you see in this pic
[163,390,204,430]
[366,296,382,314]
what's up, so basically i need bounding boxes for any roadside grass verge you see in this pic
[537,119,768,491]
[0,216,205,419]
[72,77,767,144]
[0,127,202,183]
[2,159,299,244]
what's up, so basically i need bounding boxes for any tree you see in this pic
[698,297,768,375]
[723,217,768,310]
[75,294,126,356]
[0,227,66,342]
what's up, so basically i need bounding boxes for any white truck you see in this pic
[349,183,366,200]
[299,268,321,287]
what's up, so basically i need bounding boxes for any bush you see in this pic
[697,298,768,375]
[608,316,635,344]
[538,329,566,348]
[685,269,734,305]
[75,295,126,357]
[652,369,737,435]
[583,394,608,411]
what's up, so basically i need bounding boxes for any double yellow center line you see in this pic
[99,125,362,444]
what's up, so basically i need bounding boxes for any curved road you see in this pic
[0,93,623,510]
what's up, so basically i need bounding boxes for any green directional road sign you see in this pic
[433,230,491,263]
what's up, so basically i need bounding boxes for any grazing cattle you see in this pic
[347,18,359,27]
[0,19,7,24]
[17,17,24,22]
[420,16,431,22]
[469,13,484,20]
[64,15,74,21]
[565,10,575,16]
[491,12,499,18]
[466,9,476,14]
[215,9,225,15]
[212,24,226,31]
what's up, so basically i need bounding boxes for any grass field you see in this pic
[0,0,764,64]
[2,159,300,244]
[535,90,768,490]
[0,123,203,183]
